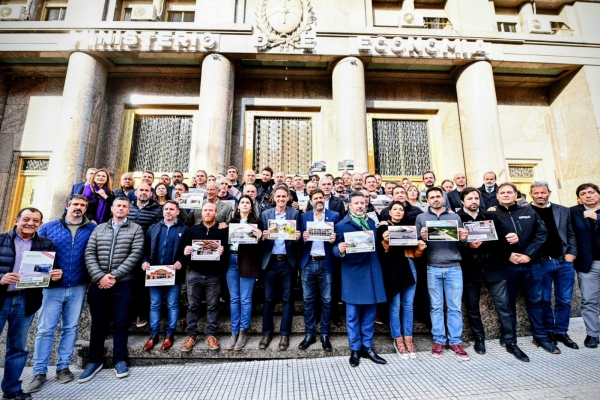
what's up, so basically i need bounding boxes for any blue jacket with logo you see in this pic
[38,216,96,287]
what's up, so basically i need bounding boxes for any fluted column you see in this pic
[332,57,368,172]
[456,61,506,184]
[193,54,235,174]
[46,52,108,219]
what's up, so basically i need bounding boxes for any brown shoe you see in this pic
[161,334,175,350]
[206,336,220,351]
[180,336,196,352]
[259,334,272,349]
[225,334,238,351]
[404,336,417,359]
[278,336,290,351]
[143,334,159,351]
[234,330,248,351]
[136,317,148,328]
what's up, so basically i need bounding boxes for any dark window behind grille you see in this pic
[253,117,312,175]
[372,119,431,176]
[129,116,193,173]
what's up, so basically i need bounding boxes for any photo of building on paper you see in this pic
[426,220,459,241]
[228,223,259,244]
[464,220,498,242]
[306,221,334,241]
[14,251,55,289]
[268,220,297,240]
[145,266,176,287]
[191,240,221,260]
[388,226,418,246]
[345,231,375,253]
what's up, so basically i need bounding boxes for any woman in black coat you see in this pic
[377,201,426,359]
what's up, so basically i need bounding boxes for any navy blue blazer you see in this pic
[261,206,300,270]
[70,182,86,196]
[299,209,340,271]
[333,215,386,305]
[570,205,600,273]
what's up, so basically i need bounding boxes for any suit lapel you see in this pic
[552,205,561,230]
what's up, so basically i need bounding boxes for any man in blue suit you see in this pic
[570,183,600,348]
[298,189,340,352]
[260,185,300,351]
[70,168,97,196]
[334,192,387,367]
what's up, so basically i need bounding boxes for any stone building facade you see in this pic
[0,0,599,226]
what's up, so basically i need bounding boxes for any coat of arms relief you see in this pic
[254,0,316,52]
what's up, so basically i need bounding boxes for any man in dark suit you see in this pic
[530,181,579,349]
[570,183,600,348]
[447,173,467,212]
[70,168,97,196]
[479,171,499,209]
[260,186,300,351]
[306,177,346,218]
[298,189,340,352]
[334,192,387,367]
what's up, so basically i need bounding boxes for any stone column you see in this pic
[332,57,368,172]
[455,61,506,184]
[46,52,108,219]
[193,54,235,174]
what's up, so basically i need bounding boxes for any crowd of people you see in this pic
[0,165,599,400]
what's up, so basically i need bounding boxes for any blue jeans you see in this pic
[301,260,333,335]
[346,303,377,351]
[0,294,35,396]
[32,284,87,374]
[427,266,463,345]
[226,254,256,334]
[263,258,295,337]
[149,284,181,336]
[506,262,545,339]
[389,262,417,338]
[541,259,575,334]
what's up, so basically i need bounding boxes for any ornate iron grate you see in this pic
[509,166,535,179]
[22,159,49,171]
[254,117,312,175]
[129,115,193,173]
[372,119,431,176]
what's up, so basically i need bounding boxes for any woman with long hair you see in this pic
[83,168,114,223]
[407,184,427,212]
[376,201,426,359]
[225,195,263,351]
[154,183,171,206]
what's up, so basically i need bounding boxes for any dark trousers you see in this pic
[132,268,150,320]
[186,271,221,338]
[506,263,545,339]
[301,260,333,335]
[88,281,133,364]
[463,279,515,343]
[263,258,295,337]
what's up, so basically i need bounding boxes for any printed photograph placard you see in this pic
[464,220,498,242]
[297,194,309,211]
[179,193,205,209]
[14,251,55,290]
[145,265,176,287]
[228,223,259,244]
[268,220,297,240]
[191,240,221,260]
[388,226,418,246]
[367,211,379,227]
[306,221,334,242]
[371,195,392,211]
[426,220,459,241]
[344,231,375,253]
[311,160,327,172]
[338,159,354,171]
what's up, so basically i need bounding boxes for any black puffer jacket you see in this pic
[85,220,145,283]
[0,228,56,316]
[127,199,162,233]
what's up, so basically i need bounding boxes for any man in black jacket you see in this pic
[491,183,557,355]
[570,183,600,348]
[530,181,579,349]
[479,171,499,209]
[181,203,227,352]
[458,188,529,362]
[0,208,61,400]
[306,177,346,218]
[447,173,467,212]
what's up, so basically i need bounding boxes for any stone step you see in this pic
[75,333,447,367]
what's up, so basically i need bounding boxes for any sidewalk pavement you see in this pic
[12,317,600,400]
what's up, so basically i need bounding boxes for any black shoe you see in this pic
[474,338,486,355]
[320,335,332,352]
[360,347,387,365]
[506,343,530,362]
[547,332,558,345]
[298,334,316,350]
[2,391,32,400]
[532,337,561,354]
[349,350,360,367]
[584,335,599,348]
[554,333,579,349]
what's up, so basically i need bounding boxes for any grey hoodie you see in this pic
[416,207,467,267]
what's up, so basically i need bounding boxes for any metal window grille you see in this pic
[129,115,193,173]
[22,159,49,171]
[253,117,312,175]
[509,166,535,179]
[372,119,431,176]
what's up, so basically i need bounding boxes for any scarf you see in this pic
[83,183,107,223]
[349,209,370,231]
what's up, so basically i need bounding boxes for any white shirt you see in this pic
[310,212,326,257]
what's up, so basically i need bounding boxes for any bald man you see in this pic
[448,173,467,212]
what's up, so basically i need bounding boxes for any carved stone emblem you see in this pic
[0,7,12,17]
[255,0,315,51]
[403,12,415,24]
[532,19,542,30]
